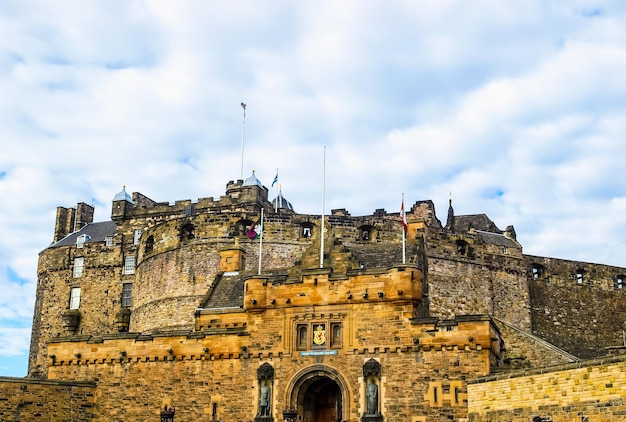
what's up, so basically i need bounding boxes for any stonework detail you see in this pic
[2,176,623,421]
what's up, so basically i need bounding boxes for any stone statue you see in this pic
[258,380,271,417]
[366,378,378,415]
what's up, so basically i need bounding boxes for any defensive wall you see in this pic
[468,352,626,422]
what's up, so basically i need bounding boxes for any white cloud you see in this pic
[2,0,626,377]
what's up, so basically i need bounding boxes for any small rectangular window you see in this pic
[124,256,135,275]
[69,287,81,309]
[576,271,584,285]
[121,283,133,307]
[616,276,624,290]
[133,229,142,245]
[73,257,84,278]
[105,236,114,247]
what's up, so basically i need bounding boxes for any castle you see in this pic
[1,172,625,421]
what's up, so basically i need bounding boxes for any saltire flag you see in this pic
[400,198,408,233]
[271,171,278,187]
[247,218,263,240]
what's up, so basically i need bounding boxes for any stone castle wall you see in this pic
[468,354,626,421]
[42,314,497,422]
[525,255,626,359]
[0,377,95,421]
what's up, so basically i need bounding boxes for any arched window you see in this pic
[145,235,154,254]
[358,225,375,242]
[296,325,307,350]
[180,223,195,241]
[301,223,313,239]
[456,240,469,256]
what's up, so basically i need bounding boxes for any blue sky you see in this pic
[1,1,626,377]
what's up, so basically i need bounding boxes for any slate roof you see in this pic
[50,221,117,248]
[454,214,501,233]
[475,230,519,248]
[200,273,246,309]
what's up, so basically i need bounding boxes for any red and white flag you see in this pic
[400,197,408,233]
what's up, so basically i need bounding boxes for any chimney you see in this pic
[75,202,94,230]
[53,206,76,243]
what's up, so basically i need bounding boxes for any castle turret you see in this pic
[111,186,134,221]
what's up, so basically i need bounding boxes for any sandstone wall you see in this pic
[468,354,626,422]
[0,377,95,421]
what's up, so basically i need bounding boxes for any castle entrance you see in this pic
[287,365,348,422]
[300,377,341,422]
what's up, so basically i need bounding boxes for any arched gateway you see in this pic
[286,365,350,422]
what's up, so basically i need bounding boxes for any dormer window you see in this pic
[76,234,90,248]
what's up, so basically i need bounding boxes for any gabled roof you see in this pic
[50,221,117,248]
[454,214,501,233]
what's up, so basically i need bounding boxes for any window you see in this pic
[121,283,132,307]
[69,287,81,309]
[576,270,584,285]
[180,223,195,241]
[330,322,342,348]
[105,236,114,247]
[124,256,136,275]
[532,264,543,279]
[73,257,84,278]
[616,275,624,290]
[145,235,154,254]
[296,324,308,350]
[502,246,508,254]
[133,229,142,245]
[303,227,311,238]
[76,234,90,248]
[456,240,469,256]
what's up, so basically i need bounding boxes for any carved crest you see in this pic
[313,324,326,346]
[363,358,381,377]
[257,362,274,381]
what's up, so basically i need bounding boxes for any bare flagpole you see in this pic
[240,102,246,180]
[402,193,406,264]
[258,208,264,275]
[320,146,326,268]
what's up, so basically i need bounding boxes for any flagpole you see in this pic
[274,168,279,213]
[320,146,326,269]
[240,102,246,180]
[258,208,264,275]
[402,193,406,264]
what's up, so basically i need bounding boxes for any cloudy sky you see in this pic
[1,1,626,377]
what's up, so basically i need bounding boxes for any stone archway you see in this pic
[286,365,350,422]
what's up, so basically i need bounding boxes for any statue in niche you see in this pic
[366,378,378,415]
[258,379,271,417]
